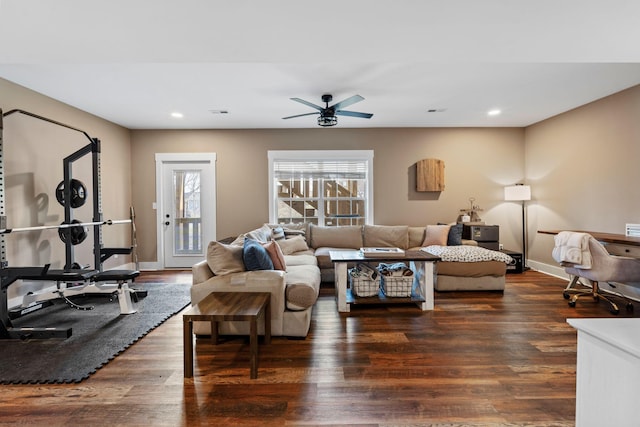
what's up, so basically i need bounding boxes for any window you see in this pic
[268,150,374,226]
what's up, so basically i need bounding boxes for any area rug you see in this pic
[0,282,190,384]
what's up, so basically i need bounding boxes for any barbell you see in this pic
[0,219,132,235]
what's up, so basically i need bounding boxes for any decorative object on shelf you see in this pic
[416,158,445,192]
[457,197,483,223]
[504,184,531,270]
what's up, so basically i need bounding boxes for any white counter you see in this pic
[567,318,640,427]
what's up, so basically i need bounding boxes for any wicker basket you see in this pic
[380,276,413,297]
[349,269,381,297]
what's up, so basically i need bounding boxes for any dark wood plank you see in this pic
[1,269,637,426]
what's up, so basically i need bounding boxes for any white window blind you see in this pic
[272,159,368,180]
[268,150,374,226]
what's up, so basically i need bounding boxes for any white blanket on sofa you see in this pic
[421,245,514,264]
[551,231,592,269]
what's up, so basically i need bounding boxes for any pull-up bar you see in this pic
[2,109,95,144]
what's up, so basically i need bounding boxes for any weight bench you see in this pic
[1,267,144,339]
[1,266,98,339]
[90,269,143,315]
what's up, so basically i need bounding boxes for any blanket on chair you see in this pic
[552,231,592,269]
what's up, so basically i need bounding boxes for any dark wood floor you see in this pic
[1,270,638,426]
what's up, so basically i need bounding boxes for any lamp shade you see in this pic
[504,184,531,201]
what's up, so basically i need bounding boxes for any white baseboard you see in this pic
[528,259,640,303]
[527,260,569,280]
[139,261,161,271]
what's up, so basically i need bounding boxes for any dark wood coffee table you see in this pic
[183,291,271,379]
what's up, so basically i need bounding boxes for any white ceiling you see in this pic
[1,0,640,130]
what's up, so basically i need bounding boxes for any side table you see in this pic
[183,291,271,379]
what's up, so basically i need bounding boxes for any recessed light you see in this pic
[487,109,501,116]
[171,112,184,119]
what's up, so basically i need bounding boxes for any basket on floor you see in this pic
[349,268,381,297]
[380,276,413,297]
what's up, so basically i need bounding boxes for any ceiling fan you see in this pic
[283,94,373,127]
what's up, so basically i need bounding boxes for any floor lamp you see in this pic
[504,184,531,270]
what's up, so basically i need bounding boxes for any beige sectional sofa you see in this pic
[191,224,320,338]
[191,222,509,338]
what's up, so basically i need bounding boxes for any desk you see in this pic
[568,318,640,427]
[538,230,640,258]
[183,292,271,379]
[330,250,440,312]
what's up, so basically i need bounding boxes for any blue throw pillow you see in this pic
[439,222,463,245]
[447,223,463,246]
[243,238,274,271]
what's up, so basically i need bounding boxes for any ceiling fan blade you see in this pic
[290,97,324,111]
[335,110,373,119]
[331,95,364,111]
[282,112,320,120]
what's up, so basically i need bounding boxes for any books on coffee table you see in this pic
[360,247,405,258]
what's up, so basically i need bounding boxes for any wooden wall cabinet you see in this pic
[416,158,444,192]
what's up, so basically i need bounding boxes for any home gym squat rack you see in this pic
[0,108,140,340]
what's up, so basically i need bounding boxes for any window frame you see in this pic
[268,150,374,226]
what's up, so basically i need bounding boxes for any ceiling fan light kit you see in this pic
[283,93,373,127]
[318,116,338,127]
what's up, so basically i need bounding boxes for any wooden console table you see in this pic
[183,291,271,379]
[330,250,440,313]
[538,230,640,258]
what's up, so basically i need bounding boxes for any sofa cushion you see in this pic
[276,235,310,255]
[243,238,274,271]
[284,254,318,267]
[310,224,363,249]
[313,247,352,270]
[363,225,408,249]
[206,241,246,276]
[422,224,451,246]
[263,241,287,270]
[285,264,321,310]
[408,227,426,249]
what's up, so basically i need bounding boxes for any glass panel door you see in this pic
[172,170,202,255]
[159,155,216,268]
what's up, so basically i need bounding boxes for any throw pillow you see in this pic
[243,238,274,271]
[271,226,286,241]
[422,224,451,246]
[284,228,306,240]
[439,222,463,246]
[263,241,287,271]
[276,235,309,255]
[206,241,246,276]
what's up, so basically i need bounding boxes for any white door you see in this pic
[156,153,216,268]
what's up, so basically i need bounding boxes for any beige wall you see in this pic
[526,84,640,270]
[0,78,133,279]
[132,127,526,263]
[8,74,636,273]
